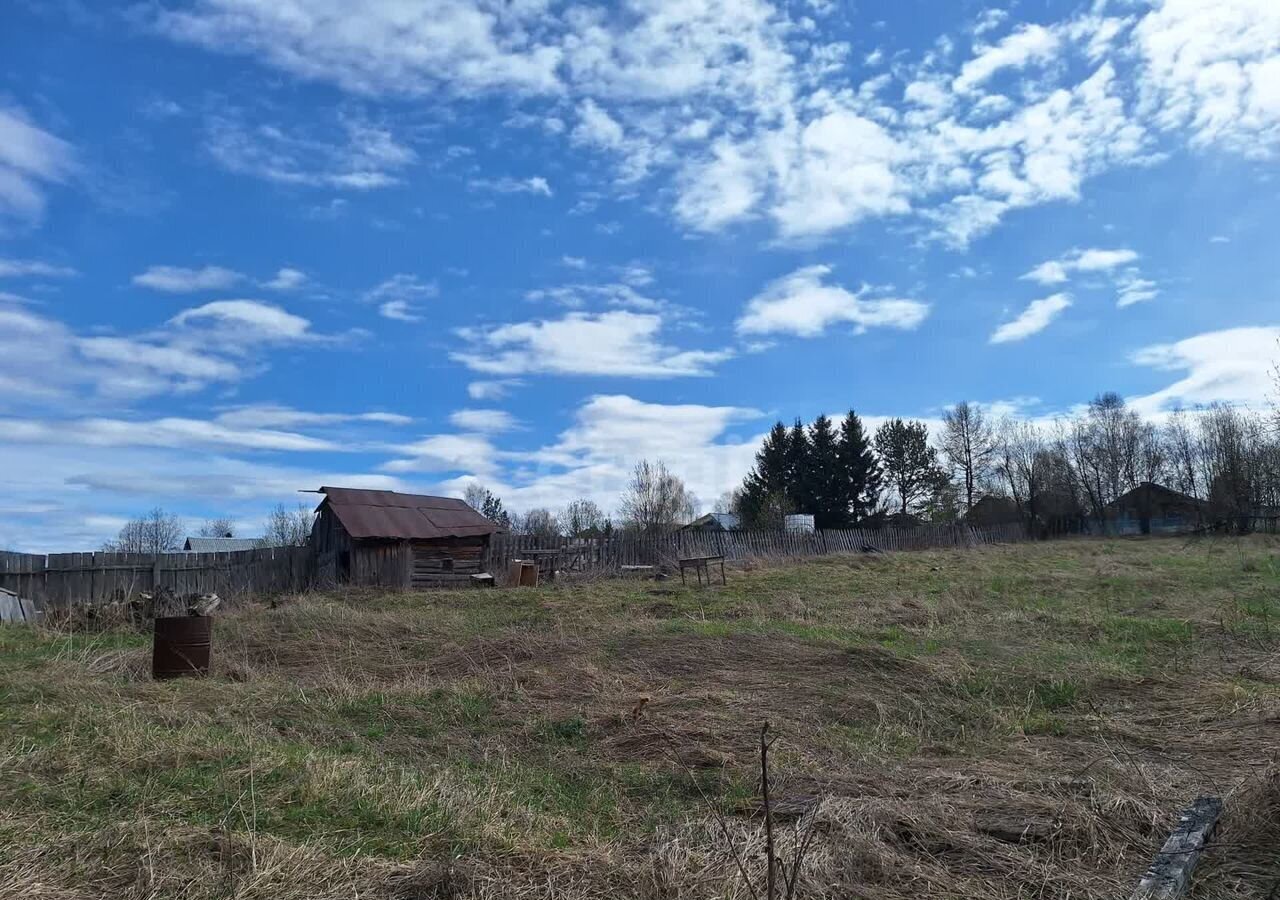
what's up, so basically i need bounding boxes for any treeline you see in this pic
[726,393,1280,534]
[466,459,697,539]
[101,503,315,553]
[472,390,1280,539]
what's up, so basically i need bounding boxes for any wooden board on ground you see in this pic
[1129,796,1223,900]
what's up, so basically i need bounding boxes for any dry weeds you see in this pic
[2,535,1279,899]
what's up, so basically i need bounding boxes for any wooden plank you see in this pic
[1129,796,1222,900]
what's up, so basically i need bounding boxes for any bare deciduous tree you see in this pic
[618,459,696,534]
[265,503,314,547]
[104,507,184,553]
[513,507,562,542]
[996,420,1048,530]
[197,517,236,538]
[941,401,997,514]
[560,498,609,537]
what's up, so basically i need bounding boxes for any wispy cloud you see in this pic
[205,114,415,189]
[364,274,436,322]
[133,264,243,293]
[1022,248,1139,285]
[468,175,553,197]
[448,408,520,433]
[262,267,306,291]
[454,310,732,378]
[0,258,77,279]
[989,293,1072,344]
[0,106,76,226]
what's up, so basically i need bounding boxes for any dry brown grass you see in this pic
[3,535,1280,899]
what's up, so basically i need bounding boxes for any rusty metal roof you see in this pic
[317,486,502,541]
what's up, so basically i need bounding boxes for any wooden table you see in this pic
[678,554,726,587]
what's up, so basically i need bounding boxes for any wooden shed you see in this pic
[309,487,502,588]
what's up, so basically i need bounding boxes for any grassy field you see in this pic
[2,536,1279,899]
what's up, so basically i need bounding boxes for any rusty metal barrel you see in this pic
[152,615,211,679]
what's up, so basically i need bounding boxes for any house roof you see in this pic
[1105,481,1203,511]
[183,536,268,552]
[317,486,502,541]
[680,512,740,530]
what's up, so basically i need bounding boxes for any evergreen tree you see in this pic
[836,410,882,525]
[874,418,943,514]
[807,414,844,528]
[784,418,813,512]
[480,492,511,528]
[736,421,791,528]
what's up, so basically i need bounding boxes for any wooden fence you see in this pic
[0,546,314,615]
[0,521,1027,619]
[484,521,1029,576]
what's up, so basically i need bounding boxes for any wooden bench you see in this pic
[678,554,726,587]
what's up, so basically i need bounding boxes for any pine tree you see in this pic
[874,418,942,515]
[480,492,511,528]
[837,410,882,525]
[735,422,791,528]
[785,418,813,513]
[807,414,844,528]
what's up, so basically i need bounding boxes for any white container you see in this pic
[784,514,815,533]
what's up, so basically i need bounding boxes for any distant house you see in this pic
[964,496,1022,528]
[1103,482,1204,535]
[309,486,503,589]
[680,512,740,532]
[183,536,268,552]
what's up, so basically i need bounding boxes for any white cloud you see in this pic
[467,379,522,401]
[454,394,764,517]
[382,433,500,475]
[454,310,731,378]
[448,408,520,432]
[1023,247,1139,284]
[76,336,243,384]
[0,106,75,226]
[770,110,910,239]
[0,416,338,453]
[379,299,423,322]
[1116,272,1160,307]
[205,114,415,189]
[561,255,588,269]
[1073,248,1141,273]
[571,99,626,149]
[1135,0,1280,158]
[263,267,306,291]
[1023,247,1157,307]
[953,24,1062,93]
[146,0,1275,249]
[468,175,553,196]
[736,265,929,337]
[364,273,436,322]
[133,264,243,293]
[215,405,411,429]
[170,299,314,341]
[989,293,1072,344]
[674,140,764,231]
[0,258,77,279]
[153,0,563,97]
[1128,325,1280,415]
[364,274,436,304]
[0,300,282,406]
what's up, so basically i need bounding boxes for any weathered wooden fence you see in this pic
[0,546,313,614]
[485,521,1028,575]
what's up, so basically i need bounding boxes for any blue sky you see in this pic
[1,0,1277,549]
